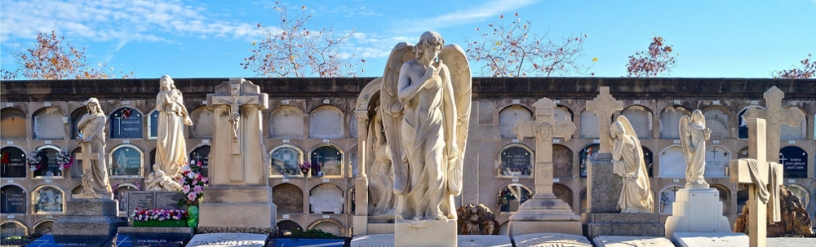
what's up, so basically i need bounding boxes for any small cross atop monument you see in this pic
[743,86,805,163]
[74,142,102,198]
[586,87,624,153]
[729,117,783,247]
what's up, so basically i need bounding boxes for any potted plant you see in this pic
[131,208,188,227]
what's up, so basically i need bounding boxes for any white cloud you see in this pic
[344,32,412,59]
[398,0,538,33]
[0,0,261,43]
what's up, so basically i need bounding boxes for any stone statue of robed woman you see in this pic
[610,115,653,213]
[148,75,192,191]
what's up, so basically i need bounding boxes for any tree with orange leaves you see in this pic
[773,54,815,79]
[626,36,677,77]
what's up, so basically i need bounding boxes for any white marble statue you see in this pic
[145,164,183,191]
[368,111,395,215]
[76,97,112,197]
[149,75,192,191]
[610,116,653,213]
[380,31,472,224]
[680,110,711,188]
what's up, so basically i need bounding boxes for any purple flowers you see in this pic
[131,207,187,222]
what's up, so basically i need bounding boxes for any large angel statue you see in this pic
[380,31,471,224]
[680,110,711,188]
[609,116,653,213]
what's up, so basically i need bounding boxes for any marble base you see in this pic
[664,188,731,239]
[394,219,456,247]
[198,186,276,231]
[351,234,394,247]
[458,235,512,247]
[582,213,664,239]
[592,236,674,247]
[52,199,127,238]
[672,232,749,247]
[508,194,583,236]
[512,233,592,247]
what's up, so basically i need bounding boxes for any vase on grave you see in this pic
[187,205,199,227]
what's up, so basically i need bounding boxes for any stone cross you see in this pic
[75,142,102,198]
[513,98,576,196]
[211,85,259,154]
[729,118,783,247]
[585,87,624,153]
[743,86,805,163]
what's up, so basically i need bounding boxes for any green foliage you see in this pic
[288,229,340,239]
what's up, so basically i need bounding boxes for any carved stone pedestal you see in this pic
[51,198,127,245]
[664,188,731,239]
[508,194,583,235]
[198,186,277,233]
[394,219,456,247]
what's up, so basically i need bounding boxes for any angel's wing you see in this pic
[440,44,472,196]
[679,115,691,161]
[380,42,414,195]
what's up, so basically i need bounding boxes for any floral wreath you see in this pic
[27,148,73,172]
[27,150,42,171]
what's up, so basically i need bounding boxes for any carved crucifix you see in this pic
[74,142,102,198]
[729,117,783,247]
[210,84,257,155]
[585,87,624,153]
[513,98,576,197]
[743,86,805,163]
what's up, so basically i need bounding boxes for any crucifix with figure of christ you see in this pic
[211,84,258,154]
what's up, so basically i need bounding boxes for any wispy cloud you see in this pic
[344,32,412,59]
[0,0,261,43]
[398,0,538,33]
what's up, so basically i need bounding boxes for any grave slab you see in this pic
[592,236,674,247]
[26,234,113,247]
[185,233,268,247]
[512,233,592,247]
[126,191,187,217]
[115,227,194,247]
[350,234,395,247]
[582,213,664,238]
[457,235,512,247]
[272,238,345,247]
[672,232,749,247]
[394,220,456,247]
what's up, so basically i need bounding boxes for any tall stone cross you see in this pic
[743,86,805,163]
[210,83,259,154]
[75,142,102,198]
[586,87,624,153]
[513,98,576,197]
[729,118,783,247]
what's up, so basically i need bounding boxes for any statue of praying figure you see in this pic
[610,116,653,213]
[76,97,113,197]
[680,110,711,188]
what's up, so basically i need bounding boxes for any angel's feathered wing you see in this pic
[380,42,414,195]
[439,44,472,196]
[679,115,691,162]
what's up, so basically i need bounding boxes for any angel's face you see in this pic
[421,45,441,63]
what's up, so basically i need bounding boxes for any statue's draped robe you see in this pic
[156,89,192,178]
[684,122,707,185]
[612,135,653,213]
[78,113,111,194]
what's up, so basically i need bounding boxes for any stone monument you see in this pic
[729,117,783,247]
[743,86,805,165]
[507,97,582,236]
[146,75,189,191]
[198,78,276,233]
[664,110,731,239]
[380,31,471,247]
[51,98,126,245]
[581,87,664,238]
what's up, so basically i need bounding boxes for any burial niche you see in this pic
[114,184,138,214]
[499,105,532,138]
[70,107,88,139]
[32,146,63,177]
[273,183,304,214]
[109,107,143,139]
[309,220,343,237]
[786,184,809,209]
[349,115,358,138]
[0,221,27,239]
[579,110,600,138]
[659,106,690,138]
[553,183,574,210]
[309,105,344,138]
[498,184,532,213]
[711,184,730,214]
[659,185,684,214]
[553,145,573,177]
[579,144,599,177]
[658,146,686,178]
[271,106,304,138]
[780,146,807,178]
[310,145,343,177]
[270,145,303,177]
[33,107,64,139]
[703,108,730,138]
[148,110,159,139]
[643,147,654,177]
[277,220,303,236]
[780,108,807,140]
[189,145,210,177]
[704,146,730,178]
[1,147,27,178]
[70,148,82,178]
[109,145,143,177]
[621,105,653,138]
[32,220,54,236]
[189,107,214,138]
[498,145,533,177]
[32,186,64,214]
[738,107,762,139]
[1,185,26,214]
[309,183,344,214]
[349,146,358,177]
[0,108,26,139]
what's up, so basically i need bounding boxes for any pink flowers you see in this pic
[131,207,187,222]
[178,158,209,205]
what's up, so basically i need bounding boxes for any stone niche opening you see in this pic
[658,146,685,178]
[273,183,304,214]
[309,105,344,138]
[553,144,573,177]
[271,106,305,138]
[308,219,343,237]
[659,105,690,139]
[32,220,54,237]
[32,185,64,214]
[499,105,532,139]
[109,144,144,177]
[1,185,27,214]
[32,146,63,178]
[737,107,762,139]
[277,220,303,236]
[70,148,82,178]
[189,145,210,177]
[497,184,531,213]
[497,144,533,178]
[189,106,214,138]
[1,108,26,139]
[553,183,574,210]
[114,184,139,215]
[703,107,730,138]
[69,107,88,139]
[109,107,143,139]
[579,109,600,138]
[0,220,28,239]
[270,145,303,177]
[310,145,343,177]
[1,147,27,178]
[621,105,653,139]
[780,146,808,178]
[658,185,684,214]
[33,107,64,140]
[780,108,807,140]
[710,184,731,215]
[704,146,731,178]
[579,144,600,177]
[309,183,343,214]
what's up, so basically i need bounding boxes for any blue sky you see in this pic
[1,0,815,79]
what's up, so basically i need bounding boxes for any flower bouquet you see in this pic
[131,207,188,227]
[178,160,209,205]
[299,162,312,177]
[56,148,72,171]
[27,150,42,171]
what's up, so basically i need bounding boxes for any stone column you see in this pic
[352,111,370,235]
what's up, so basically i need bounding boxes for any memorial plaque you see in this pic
[115,227,193,247]
[270,146,301,176]
[579,144,600,177]
[311,146,342,176]
[1,147,27,178]
[704,146,730,178]
[149,110,160,138]
[780,146,807,178]
[1,186,26,214]
[499,146,532,177]
[189,146,210,177]
[127,191,156,217]
[29,234,111,247]
[110,107,143,139]
[34,187,63,213]
[187,233,267,247]
[155,192,185,211]
[34,148,63,177]
[111,147,142,176]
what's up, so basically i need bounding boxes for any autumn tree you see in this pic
[772,54,815,79]
[626,36,677,77]
[241,3,364,77]
[466,13,592,77]
[1,30,133,80]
